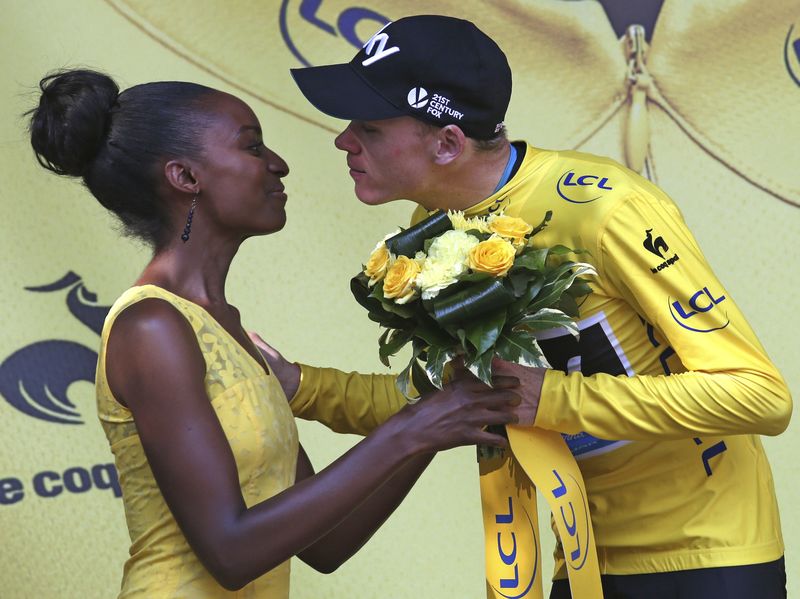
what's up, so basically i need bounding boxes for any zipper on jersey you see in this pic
[624,24,653,177]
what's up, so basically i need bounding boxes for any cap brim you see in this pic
[291,63,405,122]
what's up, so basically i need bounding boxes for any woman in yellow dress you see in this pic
[27,68,520,598]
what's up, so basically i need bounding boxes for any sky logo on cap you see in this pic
[361,25,399,66]
[408,87,429,109]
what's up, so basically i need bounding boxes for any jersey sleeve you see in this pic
[289,364,407,435]
[535,185,792,439]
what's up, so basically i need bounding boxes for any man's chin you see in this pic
[354,187,392,206]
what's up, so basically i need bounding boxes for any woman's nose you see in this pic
[268,150,289,177]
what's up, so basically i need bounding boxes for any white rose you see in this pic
[417,230,479,299]
[428,229,480,264]
[418,259,460,299]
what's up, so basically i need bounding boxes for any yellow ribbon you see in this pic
[481,426,603,599]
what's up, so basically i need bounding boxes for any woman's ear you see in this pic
[433,124,467,165]
[164,159,200,195]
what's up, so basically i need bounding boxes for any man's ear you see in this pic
[164,159,200,195]
[433,125,467,165]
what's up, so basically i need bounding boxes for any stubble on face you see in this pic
[337,117,437,207]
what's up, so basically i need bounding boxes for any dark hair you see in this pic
[473,124,508,153]
[27,68,217,247]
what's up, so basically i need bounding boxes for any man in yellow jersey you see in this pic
[289,14,792,599]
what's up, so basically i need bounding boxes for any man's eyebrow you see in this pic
[235,125,262,138]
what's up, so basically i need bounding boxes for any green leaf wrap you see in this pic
[431,278,515,325]
[369,283,416,318]
[386,211,453,257]
[351,273,382,312]
[352,274,412,329]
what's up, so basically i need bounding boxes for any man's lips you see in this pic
[347,160,365,175]
[348,167,366,181]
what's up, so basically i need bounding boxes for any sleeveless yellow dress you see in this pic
[96,285,298,598]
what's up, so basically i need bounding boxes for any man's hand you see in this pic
[490,360,546,426]
[248,332,301,401]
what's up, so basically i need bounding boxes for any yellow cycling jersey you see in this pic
[290,364,404,436]
[292,143,791,578]
[407,143,791,576]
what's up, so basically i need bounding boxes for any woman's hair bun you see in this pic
[28,69,119,177]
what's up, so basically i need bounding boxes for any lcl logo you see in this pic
[280,0,391,67]
[556,171,613,204]
[551,469,591,573]
[784,23,800,87]
[669,286,730,333]
[490,496,538,599]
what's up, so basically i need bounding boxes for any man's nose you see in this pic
[334,123,358,153]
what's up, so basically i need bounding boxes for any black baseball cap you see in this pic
[291,15,512,140]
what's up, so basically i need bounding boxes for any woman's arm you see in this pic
[107,298,518,590]
[293,444,434,573]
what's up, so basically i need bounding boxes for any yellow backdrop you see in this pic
[1,1,797,597]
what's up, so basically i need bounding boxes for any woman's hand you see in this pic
[248,331,301,400]
[390,369,521,454]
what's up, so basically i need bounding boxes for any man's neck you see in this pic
[420,141,513,212]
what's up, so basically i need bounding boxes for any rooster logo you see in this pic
[643,229,669,258]
[0,272,111,425]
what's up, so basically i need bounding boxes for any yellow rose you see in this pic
[468,236,516,277]
[383,255,421,304]
[488,215,533,244]
[364,242,391,286]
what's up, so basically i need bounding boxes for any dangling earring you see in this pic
[181,194,198,242]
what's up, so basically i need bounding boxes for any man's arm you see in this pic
[518,189,791,439]
[250,332,406,435]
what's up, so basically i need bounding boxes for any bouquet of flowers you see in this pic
[351,210,595,398]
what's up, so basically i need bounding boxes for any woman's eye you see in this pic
[249,142,265,155]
